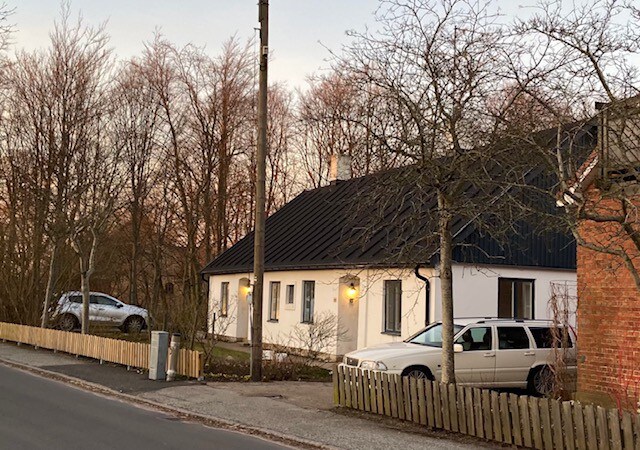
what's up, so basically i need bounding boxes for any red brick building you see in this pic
[576,182,640,409]
[569,102,640,409]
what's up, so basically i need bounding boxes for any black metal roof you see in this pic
[202,126,596,276]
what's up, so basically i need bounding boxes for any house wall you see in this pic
[207,263,576,359]
[356,268,432,349]
[576,185,640,409]
[431,264,577,324]
[207,270,344,355]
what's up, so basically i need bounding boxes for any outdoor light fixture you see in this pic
[347,282,357,303]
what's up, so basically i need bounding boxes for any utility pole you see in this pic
[251,0,268,382]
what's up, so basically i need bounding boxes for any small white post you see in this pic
[166,333,181,382]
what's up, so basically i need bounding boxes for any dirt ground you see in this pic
[207,380,336,411]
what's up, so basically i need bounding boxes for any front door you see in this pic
[236,278,250,340]
[454,326,496,386]
[337,278,359,355]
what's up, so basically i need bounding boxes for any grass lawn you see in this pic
[211,345,250,361]
[90,330,330,382]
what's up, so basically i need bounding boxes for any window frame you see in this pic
[284,284,295,310]
[498,278,535,320]
[286,284,295,304]
[301,281,315,324]
[220,282,229,317]
[269,281,281,322]
[383,280,402,334]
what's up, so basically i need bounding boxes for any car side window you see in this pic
[68,295,82,304]
[497,327,531,350]
[97,296,118,307]
[528,326,573,348]
[89,295,100,304]
[455,326,492,351]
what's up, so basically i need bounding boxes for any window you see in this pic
[69,295,82,304]
[455,326,493,351]
[529,326,573,348]
[269,282,280,321]
[96,296,119,307]
[498,278,534,319]
[220,282,229,317]
[408,323,465,347]
[302,281,314,323]
[497,327,531,350]
[286,285,295,305]
[384,280,402,334]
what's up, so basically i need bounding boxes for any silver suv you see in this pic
[51,291,149,334]
[341,318,576,395]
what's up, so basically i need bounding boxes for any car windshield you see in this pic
[406,323,464,347]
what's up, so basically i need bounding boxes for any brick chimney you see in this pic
[329,154,352,183]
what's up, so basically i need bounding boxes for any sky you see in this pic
[7,1,553,89]
[8,1,386,89]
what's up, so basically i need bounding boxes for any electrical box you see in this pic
[149,331,169,380]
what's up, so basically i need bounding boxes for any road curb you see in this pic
[0,356,336,450]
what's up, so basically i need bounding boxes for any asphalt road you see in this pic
[0,364,289,450]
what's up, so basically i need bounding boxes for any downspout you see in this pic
[201,272,211,334]
[414,265,431,326]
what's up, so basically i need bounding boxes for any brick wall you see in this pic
[576,185,640,409]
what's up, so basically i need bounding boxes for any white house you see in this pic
[202,156,580,359]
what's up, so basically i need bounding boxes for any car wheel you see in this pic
[402,367,433,380]
[124,316,145,334]
[529,366,555,396]
[59,314,78,332]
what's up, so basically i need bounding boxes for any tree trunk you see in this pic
[41,240,61,328]
[438,189,455,384]
[130,231,139,306]
[75,230,98,335]
[80,264,91,335]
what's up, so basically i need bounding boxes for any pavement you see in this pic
[0,341,499,450]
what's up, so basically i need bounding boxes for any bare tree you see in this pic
[511,0,640,283]
[0,6,113,328]
[336,0,545,383]
[296,70,404,188]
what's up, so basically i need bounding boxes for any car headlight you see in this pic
[359,360,388,371]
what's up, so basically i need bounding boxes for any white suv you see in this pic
[51,291,149,334]
[341,318,576,395]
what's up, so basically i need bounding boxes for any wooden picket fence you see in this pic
[334,366,640,450]
[0,322,203,379]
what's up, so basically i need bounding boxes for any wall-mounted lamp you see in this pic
[347,282,357,303]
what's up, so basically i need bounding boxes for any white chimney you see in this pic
[329,154,352,183]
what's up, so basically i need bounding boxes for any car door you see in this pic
[454,326,496,386]
[87,295,103,322]
[63,294,83,317]
[528,325,578,371]
[494,326,535,386]
[96,295,125,324]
